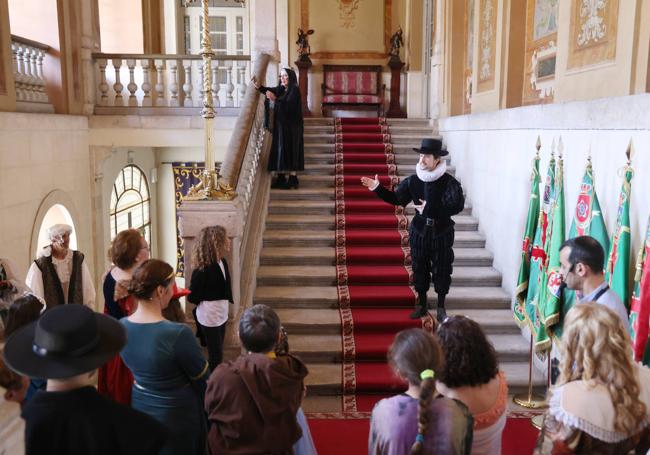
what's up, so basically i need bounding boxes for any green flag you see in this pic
[538,153,565,337]
[555,159,610,337]
[606,162,633,308]
[525,153,555,351]
[514,153,541,326]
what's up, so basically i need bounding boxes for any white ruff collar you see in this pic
[415,161,447,182]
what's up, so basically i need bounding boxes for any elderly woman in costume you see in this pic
[534,303,650,454]
[253,67,305,189]
[25,224,95,309]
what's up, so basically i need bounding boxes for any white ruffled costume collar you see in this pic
[415,160,447,182]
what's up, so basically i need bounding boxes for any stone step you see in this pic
[304,142,443,153]
[304,360,544,396]
[275,308,520,335]
[291,332,526,364]
[305,134,436,145]
[280,169,456,187]
[267,204,466,220]
[304,118,431,127]
[268,189,468,210]
[294,163,456,176]
[263,230,487,248]
[254,285,510,310]
[260,246,493,267]
[305,125,434,135]
[264,212,477,230]
[303,151,449,164]
[266,214,478,232]
[256,265,502,287]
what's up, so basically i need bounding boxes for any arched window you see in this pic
[109,165,151,245]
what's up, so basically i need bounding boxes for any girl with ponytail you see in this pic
[369,328,473,455]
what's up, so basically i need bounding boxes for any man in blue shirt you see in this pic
[559,235,630,333]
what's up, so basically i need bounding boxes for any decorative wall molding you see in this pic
[567,0,619,70]
[523,0,559,105]
[300,0,392,60]
[463,0,475,113]
[477,0,496,92]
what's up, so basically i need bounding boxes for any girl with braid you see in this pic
[369,328,473,455]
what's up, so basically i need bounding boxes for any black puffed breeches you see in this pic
[409,227,455,296]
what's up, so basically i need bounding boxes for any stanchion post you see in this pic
[512,333,547,409]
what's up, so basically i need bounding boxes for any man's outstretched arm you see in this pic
[360,174,412,206]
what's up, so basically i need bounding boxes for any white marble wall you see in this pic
[0,113,92,284]
[439,93,650,296]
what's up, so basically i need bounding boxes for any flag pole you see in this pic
[530,352,551,429]
[513,333,547,409]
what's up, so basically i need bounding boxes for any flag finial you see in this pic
[550,137,556,158]
[536,135,541,152]
[626,139,633,165]
[558,136,564,159]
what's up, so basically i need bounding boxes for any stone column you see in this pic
[0,0,16,111]
[142,0,164,54]
[78,0,101,115]
[251,0,280,85]
[89,146,114,309]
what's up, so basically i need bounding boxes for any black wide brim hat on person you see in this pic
[3,304,126,379]
[412,138,449,157]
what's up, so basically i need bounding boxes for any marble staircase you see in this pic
[253,117,542,412]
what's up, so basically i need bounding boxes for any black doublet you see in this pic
[373,172,465,295]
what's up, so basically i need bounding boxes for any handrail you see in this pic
[11,34,50,52]
[220,53,271,188]
[92,52,250,61]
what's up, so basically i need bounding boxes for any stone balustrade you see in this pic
[92,53,251,114]
[11,35,54,113]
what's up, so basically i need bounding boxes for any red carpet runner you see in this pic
[309,417,541,455]
[333,117,434,415]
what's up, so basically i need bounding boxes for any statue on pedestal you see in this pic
[389,26,404,61]
[296,28,314,62]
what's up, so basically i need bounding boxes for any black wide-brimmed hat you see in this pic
[3,304,126,379]
[412,138,449,157]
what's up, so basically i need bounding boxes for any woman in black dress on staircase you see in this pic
[253,67,304,189]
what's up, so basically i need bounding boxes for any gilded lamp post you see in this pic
[184,0,235,201]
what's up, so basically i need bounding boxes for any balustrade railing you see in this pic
[11,35,54,113]
[92,53,251,114]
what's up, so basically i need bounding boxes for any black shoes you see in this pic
[436,307,447,323]
[410,292,429,319]
[271,174,287,189]
[409,305,429,319]
[271,174,299,189]
[409,293,447,322]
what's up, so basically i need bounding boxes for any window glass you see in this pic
[109,165,151,246]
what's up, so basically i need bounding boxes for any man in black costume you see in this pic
[361,138,465,321]
[253,68,304,189]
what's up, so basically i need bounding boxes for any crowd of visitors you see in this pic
[2,223,650,454]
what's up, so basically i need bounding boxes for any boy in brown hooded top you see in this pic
[204,304,308,454]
